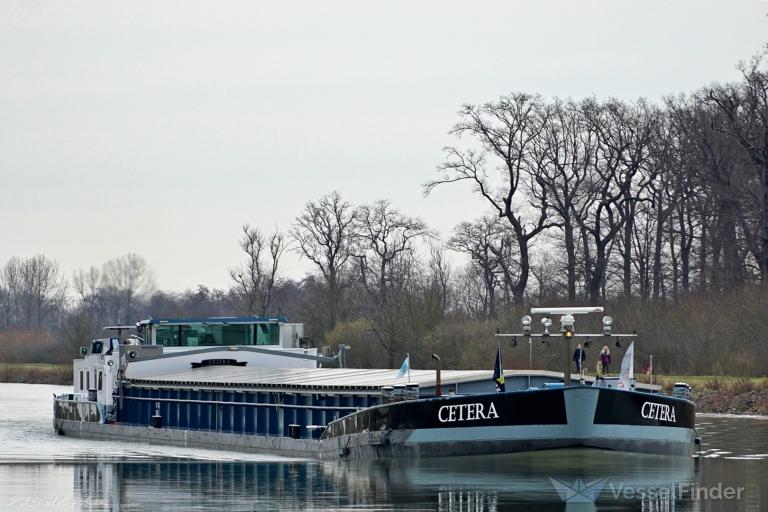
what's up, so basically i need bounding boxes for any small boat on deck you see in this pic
[53,308,697,459]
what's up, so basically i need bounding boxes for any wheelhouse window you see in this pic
[255,323,279,345]
[154,322,280,347]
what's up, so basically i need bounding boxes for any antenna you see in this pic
[530,306,604,315]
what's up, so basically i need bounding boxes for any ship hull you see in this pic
[55,386,695,459]
[321,386,695,459]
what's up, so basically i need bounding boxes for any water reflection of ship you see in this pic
[74,450,696,512]
[340,450,697,512]
[74,461,393,511]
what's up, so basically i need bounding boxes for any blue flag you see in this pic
[493,344,505,393]
[396,353,410,379]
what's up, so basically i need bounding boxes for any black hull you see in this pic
[324,386,695,438]
[321,386,696,458]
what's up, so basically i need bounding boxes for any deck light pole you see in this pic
[431,353,442,397]
[521,316,534,389]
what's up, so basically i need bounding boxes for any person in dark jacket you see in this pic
[572,344,586,375]
[600,345,612,375]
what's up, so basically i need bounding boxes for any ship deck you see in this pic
[129,366,491,393]
[128,366,661,394]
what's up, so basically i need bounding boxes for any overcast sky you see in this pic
[1,1,766,292]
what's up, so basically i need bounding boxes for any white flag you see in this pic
[396,354,410,379]
[618,342,634,389]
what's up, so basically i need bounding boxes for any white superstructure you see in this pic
[71,316,330,420]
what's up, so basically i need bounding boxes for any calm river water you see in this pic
[2,383,767,511]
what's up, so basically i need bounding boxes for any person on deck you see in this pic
[600,346,612,375]
[572,344,586,376]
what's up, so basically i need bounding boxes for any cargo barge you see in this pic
[53,309,698,459]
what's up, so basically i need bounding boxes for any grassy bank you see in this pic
[0,364,73,385]
[656,375,767,388]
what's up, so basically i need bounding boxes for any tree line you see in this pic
[427,52,768,307]
[1,49,766,375]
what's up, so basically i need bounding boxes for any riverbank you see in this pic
[657,376,768,415]
[0,364,72,385]
[693,388,768,415]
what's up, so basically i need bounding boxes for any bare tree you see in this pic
[73,266,103,316]
[23,255,67,327]
[425,93,559,303]
[573,98,659,303]
[707,51,768,281]
[644,121,686,301]
[448,216,513,317]
[454,264,493,318]
[354,201,431,299]
[0,258,22,328]
[670,92,754,292]
[533,99,595,300]
[16,255,67,328]
[352,200,431,366]
[425,242,452,317]
[101,254,156,324]
[291,191,356,333]
[604,99,663,299]
[229,224,286,316]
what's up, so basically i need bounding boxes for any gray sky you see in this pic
[1,1,766,292]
